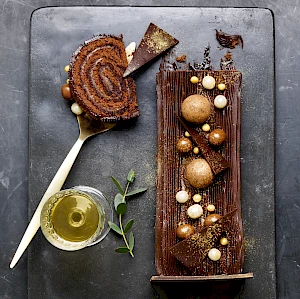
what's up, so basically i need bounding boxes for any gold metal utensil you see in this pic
[10,113,117,268]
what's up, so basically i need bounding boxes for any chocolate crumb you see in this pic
[176,54,187,62]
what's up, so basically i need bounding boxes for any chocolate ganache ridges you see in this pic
[69,34,140,122]
[155,63,244,276]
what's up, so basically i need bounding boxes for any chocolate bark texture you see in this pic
[155,67,243,276]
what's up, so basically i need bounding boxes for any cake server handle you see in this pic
[10,137,85,269]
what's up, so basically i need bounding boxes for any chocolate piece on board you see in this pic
[123,23,179,77]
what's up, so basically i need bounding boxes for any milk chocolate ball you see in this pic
[176,137,193,153]
[204,213,221,226]
[176,224,195,239]
[61,84,72,100]
[181,94,211,124]
[185,158,214,189]
[208,129,227,146]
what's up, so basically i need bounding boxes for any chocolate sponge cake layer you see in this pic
[69,35,139,121]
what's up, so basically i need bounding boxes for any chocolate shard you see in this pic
[176,114,229,175]
[169,210,237,271]
[123,23,179,77]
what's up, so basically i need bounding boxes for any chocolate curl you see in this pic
[169,209,237,271]
[215,29,244,49]
[176,114,229,175]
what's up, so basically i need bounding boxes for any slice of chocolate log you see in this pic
[123,23,179,77]
[69,35,140,122]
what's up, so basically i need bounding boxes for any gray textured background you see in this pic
[0,1,298,299]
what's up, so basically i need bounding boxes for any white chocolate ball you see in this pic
[187,204,203,219]
[214,95,228,108]
[71,102,83,115]
[207,204,216,212]
[202,124,210,132]
[202,76,216,89]
[176,190,189,203]
[208,248,221,261]
[193,147,200,154]
[220,237,229,246]
[64,65,70,72]
[190,76,199,84]
[193,194,202,203]
[217,83,226,91]
[184,131,191,137]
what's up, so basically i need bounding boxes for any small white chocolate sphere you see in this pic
[202,75,216,89]
[71,102,83,115]
[214,95,228,109]
[176,190,189,203]
[208,248,221,261]
[187,204,203,219]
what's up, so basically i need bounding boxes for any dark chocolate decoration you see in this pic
[69,35,140,122]
[123,23,179,77]
[169,210,237,272]
[215,29,244,49]
[176,114,229,175]
[189,44,212,71]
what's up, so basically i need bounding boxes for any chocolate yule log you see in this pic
[155,67,244,276]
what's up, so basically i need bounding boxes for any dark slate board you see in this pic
[28,7,275,299]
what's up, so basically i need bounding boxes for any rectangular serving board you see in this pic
[28,6,275,299]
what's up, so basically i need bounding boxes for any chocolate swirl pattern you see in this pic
[69,35,139,121]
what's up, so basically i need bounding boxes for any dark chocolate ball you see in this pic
[61,84,72,100]
[208,129,227,146]
[176,137,193,153]
[204,213,221,226]
[176,224,195,239]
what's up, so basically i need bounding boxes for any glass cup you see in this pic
[40,186,112,251]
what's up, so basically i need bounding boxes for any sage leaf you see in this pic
[127,169,135,183]
[111,176,125,195]
[115,247,130,253]
[126,188,147,197]
[116,202,127,215]
[129,232,134,251]
[108,221,122,235]
[114,193,125,211]
[124,219,134,233]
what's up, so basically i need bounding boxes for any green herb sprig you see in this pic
[108,169,147,257]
